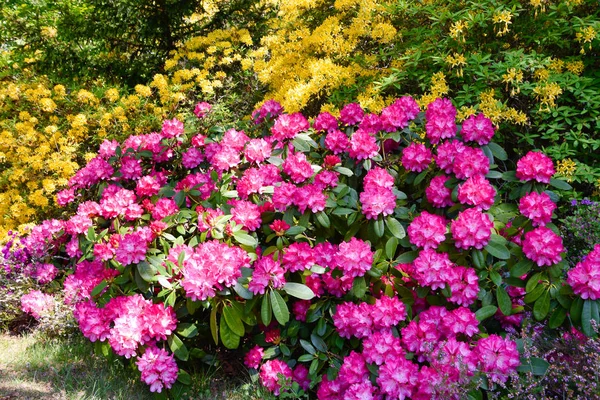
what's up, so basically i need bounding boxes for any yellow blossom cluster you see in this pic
[249,0,399,112]
[0,72,189,238]
[556,158,577,181]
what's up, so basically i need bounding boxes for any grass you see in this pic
[0,332,274,400]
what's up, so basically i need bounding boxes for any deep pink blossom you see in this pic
[325,129,350,154]
[260,359,293,395]
[519,191,556,226]
[136,346,179,393]
[425,98,457,144]
[401,142,432,172]
[567,245,600,300]
[522,226,564,266]
[349,129,378,160]
[426,175,454,208]
[452,146,490,179]
[21,290,54,319]
[408,211,447,250]
[339,103,364,125]
[516,151,555,183]
[461,113,495,145]
[272,113,309,141]
[249,256,286,295]
[474,334,520,384]
[451,208,493,250]
[457,175,496,210]
[244,345,264,369]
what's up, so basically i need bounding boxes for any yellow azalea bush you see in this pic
[0,72,190,238]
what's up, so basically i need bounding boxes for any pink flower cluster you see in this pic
[425,98,457,144]
[21,290,55,319]
[567,244,600,300]
[457,175,496,210]
[522,226,564,266]
[451,208,494,250]
[461,113,495,145]
[360,167,396,220]
[401,142,432,172]
[181,241,250,300]
[136,345,179,393]
[407,211,447,250]
[516,151,555,183]
[73,295,176,359]
[412,249,479,305]
[518,191,556,226]
[333,295,406,339]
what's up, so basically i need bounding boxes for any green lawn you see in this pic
[0,333,273,400]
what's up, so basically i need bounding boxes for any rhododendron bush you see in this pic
[5,95,597,399]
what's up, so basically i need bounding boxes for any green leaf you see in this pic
[168,334,189,361]
[351,277,367,299]
[582,300,594,337]
[210,308,218,345]
[475,305,498,321]
[298,354,315,362]
[385,237,399,259]
[510,260,533,277]
[233,232,257,247]
[332,207,355,216]
[334,166,354,177]
[220,315,241,349]
[496,286,512,316]
[176,323,199,338]
[233,282,253,300]
[486,142,508,161]
[91,280,108,297]
[316,211,330,228]
[549,178,572,191]
[310,333,328,352]
[570,297,584,325]
[517,357,550,375]
[485,235,510,260]
[223,305,245,337]
[261,295,272,326]
[283,282,315,300]
[524,285,545,304]
[300,339,317,355]
[270,290,290,325]
[374,218,385,238]
[137,261,156,282]
[414,170,428,185]
[548,307,567,329]
[533,292,550,320]
[386,217,406,239]
[286,226,306,236]
[177,370,192,385]
[395,251,419,264]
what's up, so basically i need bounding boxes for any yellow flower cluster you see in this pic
[575,26,597,54]
[556,158,577,181]
[0,71,189,238]
[249,0,399,112]
[533,81,563,111]
[492,10,513,36]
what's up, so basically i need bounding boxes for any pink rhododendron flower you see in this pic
[244,138,272,163]
[292,300,311,322]
[211,146,241,171]
[115,231,148,266]
[182,241,250,300]
[362,329,404,365]
[339,103,364,125]
[446,266,479,306]
[282,151,314,183]
[272,113,309,141]
[516,151,555,183]
[338,351,369,388]
[451,208,493,250]
[567,244,600,300]
[151,198,179,220]
[249,256,286,295]
[461,113,495,145]
[426,175,454,208]
[161,118,184,138]
[293,364,310,391]
[282,242,315,272]
[401,142,432,172]
[380,96,420,131]
[376,357,419,399]
[56,188,76,206]
[253,99,284,124]
[325,129,350,154]
[69,157,114,189]
[522,226,564,266]
[408,211,447,250]
[333,302,373,339]
[372,295,407,329]
[73,300,111,342]
[441,307,479,337]
[193,101,212,118]
[136,175,161,197]
[474,334,520,384]
[260,359,293,395]
[98,139,119,158]
[519,191,556,227]
[120,156,142,180]
[359,113,383,134]
[425,98,457,144]
[360,186,396,220]
[313,112,338,132]
[335,238,373,278]
[434,140,466,174]
[452,146,490,179]
[457,175,496,210]
[244,345,264,369]
[34,263,58,284]
[21,290,54,319]
[63,260,118,304]
[181,147,204,169]
[230,199,262,231]
[349,129,379,160]
[136,346,179,393]
[412,249,454,290]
